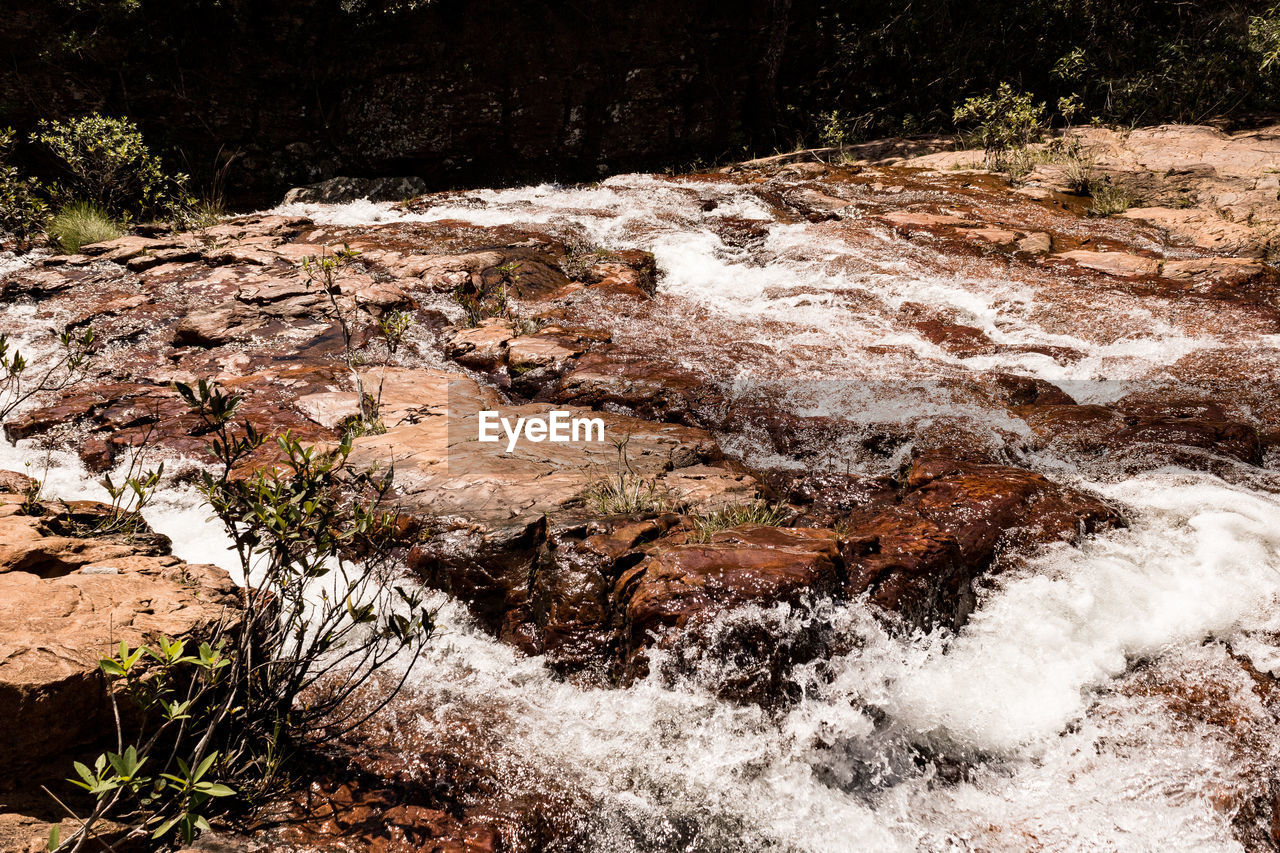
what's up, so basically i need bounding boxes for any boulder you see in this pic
[281,176,428,205]
[524,515,680,670]
[841,456,1123,629]
[0,485,239,774]
[613,525,843,680]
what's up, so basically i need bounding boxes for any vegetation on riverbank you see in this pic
[787,0,1280,146]
[48,381,432,851]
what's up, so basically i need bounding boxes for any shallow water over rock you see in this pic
[4,138,1280,850]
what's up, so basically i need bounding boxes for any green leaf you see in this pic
[71,761,94,786]
[198,782,235,798]
[152,816,179,839]
[46,825,59,852]
[192,751,218,782]
[98,659,126,677]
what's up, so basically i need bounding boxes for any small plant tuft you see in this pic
[47,202,123,253]
[301,245,394,435]
[684,501,794,543]
[1088,181,1134,216]
[582,435,673,516]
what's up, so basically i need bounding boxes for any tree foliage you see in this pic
[33,114,192,220]
[782,0,1280,143]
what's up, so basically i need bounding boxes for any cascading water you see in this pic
[4,167,1279,851]
[283,176,1280,849]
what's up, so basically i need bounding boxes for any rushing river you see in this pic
[6,170,1280,851]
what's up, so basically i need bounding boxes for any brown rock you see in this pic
[1016,399,1264,470]
[614,525,843,678]
[350,368,748,636]
[883,210,977,229]
[1057,249,1161,278]
[173,300,270,347]
[525,515,679,671]
[1120,207,1264,258]
[965,227,1019,247]
[413,250,570,300]
[0,471,36,495]
[1160,257,1264,283]
[0,495,238,773]
[1016,231,1053,254]
[912,319,996,357]
[842,457,1122,629]
[505,328,585,372]
[554,347,720,425]
[443,319,517,370]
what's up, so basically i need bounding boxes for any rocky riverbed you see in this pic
[2,123,1280,851]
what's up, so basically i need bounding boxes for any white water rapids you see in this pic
[6,170,1280,851]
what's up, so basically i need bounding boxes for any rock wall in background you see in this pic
[0,0,791,205]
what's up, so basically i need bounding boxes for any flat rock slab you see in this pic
[1056,249,1161,278]
[0,488,238,774]
[348,368,750,525]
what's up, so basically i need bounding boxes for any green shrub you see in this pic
[0,129,49,242]
[784,1,1276,141]
[0,326,95,423]
[452,261,526,327]
[47,202,123,253]
[53,381,433,850]
[584,471,672,516]
[818,110,870,148]
[33,114,193,221]
[1252,6,1280,73]
[953,83,1048,156]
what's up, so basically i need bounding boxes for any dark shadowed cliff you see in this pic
[0,0,792,204]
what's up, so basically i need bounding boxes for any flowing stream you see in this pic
[6,170,1280,851]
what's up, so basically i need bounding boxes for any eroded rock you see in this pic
[0,483,238,774]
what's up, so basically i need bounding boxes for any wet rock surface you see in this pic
[3,123,1280,849]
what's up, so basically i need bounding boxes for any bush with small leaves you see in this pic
[0,326,95,423]
[33,114,194,222]
[58,640,238,849]
[953,84,1048,157]
[0,128,49,242]
[1251,6,1280,74]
